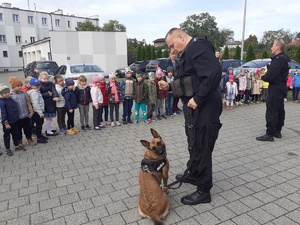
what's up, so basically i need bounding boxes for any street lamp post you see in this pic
[241,0,247,60]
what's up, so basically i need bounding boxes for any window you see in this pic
[42,17,47,25]
[19,51,23,57]
[0,35,5,42]
[28,16,34,24]
[67,20,71,28]
[13,14,19,22]
[0,13,3,21]
[55,19,60,27]
[30,36,35,43]
[3,51,8,57]
[15,36,21,43]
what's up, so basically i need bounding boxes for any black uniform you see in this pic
[261,52,290,136]
[176,37,222,193]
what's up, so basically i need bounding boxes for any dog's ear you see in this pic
[150,128,161,139]
[140,140,150,149]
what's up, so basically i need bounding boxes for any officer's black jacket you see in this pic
[262,52,290,97]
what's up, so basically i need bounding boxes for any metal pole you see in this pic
[34,3,40,41]
[241,0,247,60]
[27,0,30,10]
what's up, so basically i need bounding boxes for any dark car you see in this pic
[233,58,300,76]
[115,68,126,78]
[23,63,32,77]
[24,60,59,78]
[130,60,150,74]
[222,59,246,74]
[145,58,168,73]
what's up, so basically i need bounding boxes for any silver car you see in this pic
[54,63,109,85]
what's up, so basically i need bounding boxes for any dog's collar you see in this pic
[141,158,166,173]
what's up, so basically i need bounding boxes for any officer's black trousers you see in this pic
[265,95,285,135]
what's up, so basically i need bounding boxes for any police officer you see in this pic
[159,28,222,205]
[256,40,290,142]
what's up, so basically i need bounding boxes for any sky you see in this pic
[5,0,300,45]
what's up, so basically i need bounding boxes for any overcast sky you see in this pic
[6,0,300,44]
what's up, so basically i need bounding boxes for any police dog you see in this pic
[138,128,169,225]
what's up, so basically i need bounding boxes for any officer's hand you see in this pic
[188,98,198,110]
[158,80,169,90]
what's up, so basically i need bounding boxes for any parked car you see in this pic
[233,58,300,76]
[54,63,109,85]
[24,60,59,78]
[222,59,246,74]
[145,58,168,73]
[130,60,150,74]
[115,68,126,78]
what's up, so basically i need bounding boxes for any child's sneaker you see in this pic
[111,121,116,127]
[72,127,80,133]
[18,140,24,147]
[94,126,101,130]
[161,114,167,119]
[59,128,66,135]
[40,135,49,140]
[6,149,13,156]
[27,138,37,146]
[99,124,105,128]
[151,117,156,121]
[146,118,152,124]
[85,125,92,130]
[15,146,26,151]
[105,121,111,125]
[81,126,86,131]
[115,121,121,126]
[135,120,138,124]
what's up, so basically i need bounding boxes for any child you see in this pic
[99,74,110,125]
[22,76,33,93]
[146,72,157,123]
[234,71,241,105]
[292,67,300,103]
[238,71,247,104]
[121,67,135,124]
[75,75,92,130]
[154,67,167,120]
[9,76,36,147]
[106,73,124,127]
[39,71,59,136]
[226,75,238,110]
[134,74,148,123]
[0,84,23,156]
[27,78,48,143]
[165,66,174,116]
[244,71,252,104]
[62,78,79,135]
[260,68,269,102]
[90,76,104,130]
[286,72,293,101]
[252,72,262,103]
[54,75,67,134]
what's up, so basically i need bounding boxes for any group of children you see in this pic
[222,67,269,110]
[0,65,181,156]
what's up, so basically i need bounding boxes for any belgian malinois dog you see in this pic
[138,128,169,225]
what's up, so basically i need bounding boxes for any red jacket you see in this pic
[99,83,109,106]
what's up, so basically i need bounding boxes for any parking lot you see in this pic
[0,71,300,224]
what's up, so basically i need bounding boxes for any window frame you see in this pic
[3,51,8,57]
[0,35,6,42]
[55,19,60,27]
[15,35,21,43]
[13,14,19,22]
[28,16,34,24]
[42,17,47,25]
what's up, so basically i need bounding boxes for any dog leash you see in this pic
[165,168,190,190]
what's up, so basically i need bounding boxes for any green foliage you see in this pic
[156,48,163,58]
[179,12,234,48]
[262,29,297,48]
[137,45,142,61]
[102,20,126,32]
[261,49,270,58]
[244,35,258,49]
[127,38,139,64]
[151,46,156,59]
[75,21,101,31]
[234,46,241,59]
[163,49,169,58]
[222,46,229,59]
[246,43,256,62]
[141,46,146,60]
[294,45,300,63]
[145,45,151,60]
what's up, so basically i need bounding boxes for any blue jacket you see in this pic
[62,87,77,110]
[293,74,300,88]
[0,97,19,125]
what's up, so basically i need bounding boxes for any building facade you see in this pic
[0,2,99,72]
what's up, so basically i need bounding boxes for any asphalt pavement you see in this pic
[0,71,300,224]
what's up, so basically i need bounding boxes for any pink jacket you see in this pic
[286,75,293,88]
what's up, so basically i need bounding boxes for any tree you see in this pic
[145,45,151,60]
[294,45,300,63]
[261,49,270,58]
[261,29,297,47]
[137,45,142,61]
[222,46,229,59]
[244,35,258,49]
[102,20,126,32]
[156,48,162,58]
[179,12,232,48]
[163,49,169,58]
[151,46,156,59]
[219,28,235,47]
[127,38,139,64]
[234,46,241,60]
[246,43,256,62]
[75,21,101,31]
[141,46,146,60]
